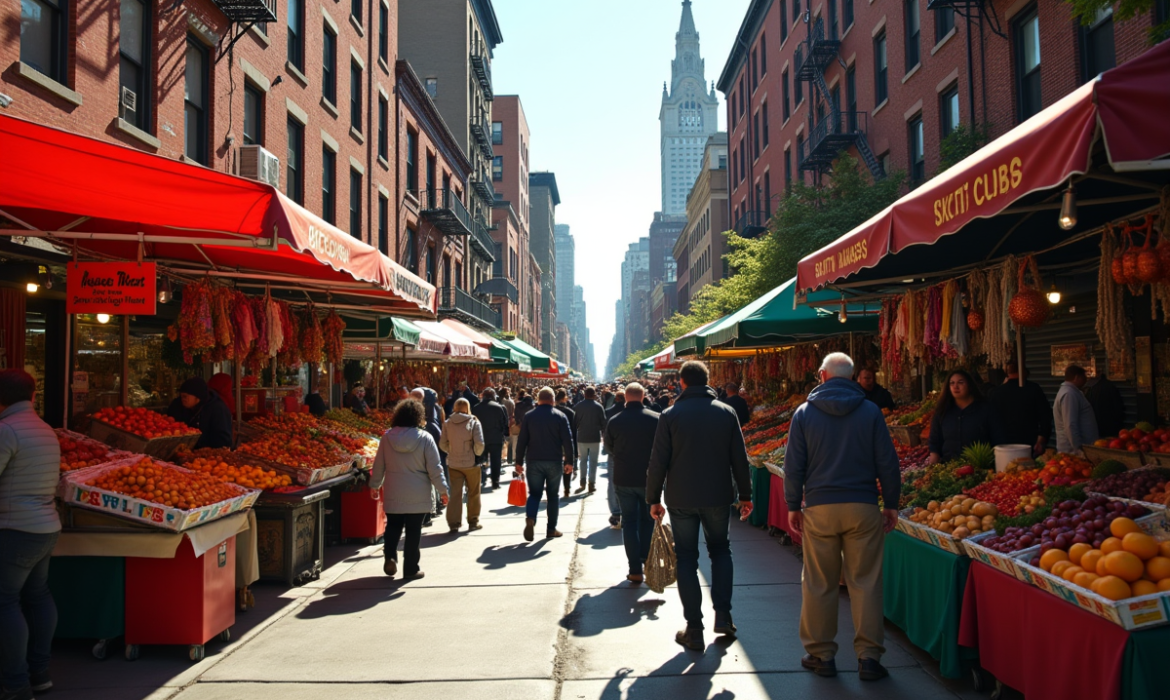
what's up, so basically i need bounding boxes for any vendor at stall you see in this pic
[167,377,233,449]
[344,384,370,417]
[927,370,1006,464]
[856,368,895,411]
[988,361,1051,456]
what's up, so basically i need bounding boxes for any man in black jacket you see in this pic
[573,387,608,496]
[989,361,1052,455]
[604,382,659,583]
[856,369,895,412]
[515,388,575,542]
[473,388,509,489]
[554,390,578,499]
[604,391,626,421]
[722,383,752,427]
[648,361,753,650]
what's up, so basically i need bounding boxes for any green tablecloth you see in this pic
[749,465,770,527]
[1123,623,1170,700]
[48,556,124,640]
[882,530,976,679]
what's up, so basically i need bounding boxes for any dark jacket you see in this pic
[783,378,901,511]
[304,393,327,417]
[168,392,233,449]
[1085,377,1125,438]
[861,384,895,412]
[646,385,752,508]
[555,403,578,457]
[605,400,626,421]
[514,396,535,426]
[723,393,751,426]
[516,404,574,466]
[420,388,443,446]
[928,399,1007,461]
[989,379,1052,447]
[604,403,660,488]
[573,399,608,443]
[472,399,509,444]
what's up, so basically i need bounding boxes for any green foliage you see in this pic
[1064,0,1170,44]
[939,122,994,172]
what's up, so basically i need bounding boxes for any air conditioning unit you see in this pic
[238,144,280,188]
[120,87,136,117]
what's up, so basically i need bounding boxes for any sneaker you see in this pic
[674,628,704,651]
[29,671,51,694]
[713,613,737,637]
[383,559,398,577]
[405,571,426,580]
[801,654,837,678]
[523,518,535,542]
[858,658,889,681]
[608,515,622,530]
[546,530,563,538]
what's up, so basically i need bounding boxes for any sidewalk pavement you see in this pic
[44,460,990,700]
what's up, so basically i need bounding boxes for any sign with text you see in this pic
[66,262,156,315]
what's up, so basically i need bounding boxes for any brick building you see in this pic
[529,171,560,354]
[717,0,1165,235]
[489,95,537,344]
[674,132,729,313]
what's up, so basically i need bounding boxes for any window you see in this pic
[874,32,888,105]
[796,134,804,173]
[1081,6,1115,81]
[349,169,361,239]
[351,0,361,25]
[243,83,262,145]
[377,95,388,160]
[21,0,68,84]
[738,77,745,119]
[784,148,792,191]
[844,0,854,29]
[782,69,790,120]
[287,117,304,204]
[780,0,788,41]
[793,0,801,23]
[739,141,746,183]
[322,26,336,104]
[425,153,435,203]
[350,60,362,132]
[751,50,758,91]
[760,34,767,75]
[184,36,209,165]
[905,0,921,70]
[794,48,804,103]
[492,155,503,181]
[829,0,838,37]
[378,194,389,254]
[425,246,435,284]
[287,0,304,70]
[940,84,959,137]
[1157,0,1170,43]
[936,6,955,40]
[1013,6,1041,121]
[119,0,150,130]
[753,112,761,158]
[846,65,857,130]
[425,77,437,97]
[322,147,335,224]
[908,115,925,183]
[378,2,388,63]
[404,227,418,273]
[491,121,503,144]
[762,102,770,148]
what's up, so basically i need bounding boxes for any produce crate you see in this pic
[888,425,922,447]
[236,449,355,486]
[87,418,200,460]
[55,428,133,474]
[962,532,1027,580]
[1084,466,1170,509]
[58,457,260,532]
[1141,452,1170,469]
[1082,444,1145,470]
[895,509,968,555]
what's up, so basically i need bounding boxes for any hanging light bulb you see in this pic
[1046,283,1062,305]
[157,276,173,304]
[25,282,38,293]
[838,303,848,324]
[38,265,53,290]
[96,314,111,324]
[1058,183,1077,230]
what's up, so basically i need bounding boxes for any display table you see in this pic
[766,473,801,545]
[882,530,976,679]
[748,465,770,527]
[959,561,1170,700]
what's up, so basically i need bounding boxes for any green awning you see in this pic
[491,341,531,372]
[341,315,422,346]
[673,315,729,357]
[498,337,550,371]
[705,277,878,349]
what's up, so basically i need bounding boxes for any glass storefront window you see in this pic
[71,314,122,421]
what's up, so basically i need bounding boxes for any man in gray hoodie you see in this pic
[783,353,900,682]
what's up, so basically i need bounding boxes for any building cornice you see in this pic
[717,0,773,93]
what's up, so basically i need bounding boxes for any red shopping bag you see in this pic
[507,477,527,507]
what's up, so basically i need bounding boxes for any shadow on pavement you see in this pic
[296,577,406,619]
[598,640,735,699]
[476,540,550,569]
[560,587,668,637]
[576,525,622,550]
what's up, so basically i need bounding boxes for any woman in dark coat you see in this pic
[927,369,1006,464]
[167,377,233,449]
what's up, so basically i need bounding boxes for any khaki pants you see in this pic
[799,503,886,662]
[447,466,482,528]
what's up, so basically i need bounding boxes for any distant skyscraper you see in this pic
[660,0,719,216]
[554,224,575,328]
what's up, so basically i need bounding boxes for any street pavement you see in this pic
[46,457,998,700]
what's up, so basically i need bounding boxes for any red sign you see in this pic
[66,262,157,315]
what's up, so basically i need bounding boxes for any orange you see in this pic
[1040,549,1069,572]
[1096,576,1133,601]
[1080,550,1105,575]
[1158,578,1170,592]
[1122,533,1160,561]
[1104,551,1146,583]
[1145,556,1170,582]
[1074,572,1100,589]
[1100,537,1125,555]
[1132,580,1159,597]
[1111,517,1143,538]
[1068,543,1093,567]
[1051,560,1075,578]
[1061,565,1085,582]
[1159,541,1170,559]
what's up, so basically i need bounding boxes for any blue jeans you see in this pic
[525,461,563,533]
[1,529,59,690]
[668,506,733,629]
[616,486,653,575]
[578,443,601,486]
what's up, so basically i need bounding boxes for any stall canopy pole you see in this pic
[375,343,382,409]
[234,359,242,441]
[1018,331,1026,388]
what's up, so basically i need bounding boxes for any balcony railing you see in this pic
[211,0,277,23]
[799,111,868,170]
[468,219,497,261]
[471,173,494,202]
[411,188,473,237]
[795,17,841,80]
[471,118,493,158]
[470,54,493,100]
[732,210,771,239]
[438,286,501,330]
[475,277,519,304]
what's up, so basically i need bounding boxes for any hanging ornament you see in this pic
[1008,256,1049,328]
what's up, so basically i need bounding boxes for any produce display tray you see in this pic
[1081,445,1146,470]
[236,451,355,486]
[55,429,133,474]
[895,508,969,555]
[57,457,259,532]
[87,418,200,460]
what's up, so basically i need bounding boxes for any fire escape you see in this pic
[795,18,884,179]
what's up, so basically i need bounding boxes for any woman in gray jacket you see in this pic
[440,398,485,533]
[369,399,448,580]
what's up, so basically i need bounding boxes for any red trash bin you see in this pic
[124,536,235,661]
[341,488,386,543]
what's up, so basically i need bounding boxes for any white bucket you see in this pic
[994,444,1033,473]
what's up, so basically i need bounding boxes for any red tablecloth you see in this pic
[959,562,1129,700]
[767,474,802,545]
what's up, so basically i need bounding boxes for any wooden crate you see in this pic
[87,418,200,461]
[1081,444,1145,470]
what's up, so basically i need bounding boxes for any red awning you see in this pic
[413,321,490,360]
[796,42,1170,294]
[0,114,435,316]
[652,344,679,370]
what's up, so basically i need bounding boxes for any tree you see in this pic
[939,123,994,172]
[1064,0,1170,44]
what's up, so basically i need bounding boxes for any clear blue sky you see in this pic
[491,0,751,375]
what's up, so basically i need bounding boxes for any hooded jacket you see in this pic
[573,399,608,443]
[472,399,509,444]
[646,385,752,509]
[0,401,62,534]
[440,413,485,470]
[419,387,443,445]
[783,378,901,511]
[369,427,447,514]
